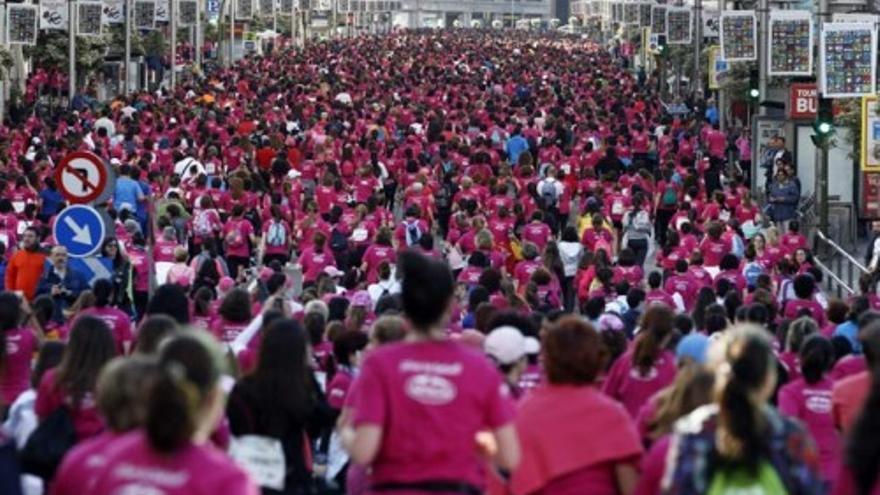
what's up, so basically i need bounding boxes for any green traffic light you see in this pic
[817,122,833,135]
[749,88,760,99]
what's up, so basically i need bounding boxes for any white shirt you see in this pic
[368,279,401,307]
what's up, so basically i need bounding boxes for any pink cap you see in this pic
[350,290,372,308]
[259,267,275,282]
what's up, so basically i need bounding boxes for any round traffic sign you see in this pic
[54,151,109,204]
[52,204,108,258]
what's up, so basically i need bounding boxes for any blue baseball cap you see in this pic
[676,333,710,365]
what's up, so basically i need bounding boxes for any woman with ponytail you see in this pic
[87,334,257,494]
[343,251,520,494]
[603,305,678,418]
[779,335,839,486]
[662,326,824,495]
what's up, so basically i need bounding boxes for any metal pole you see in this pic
[68,0,76,106]
[195,0,202,70]
[170,0,177,89]
[229,0,235,65]
[757,0,768,115]
[693,0,701,99]
[0,1,5,119]
[125,0,132,94]
[718,0,726,131]
[817,0,829,237]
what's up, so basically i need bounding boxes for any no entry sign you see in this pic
[55,151,111,204]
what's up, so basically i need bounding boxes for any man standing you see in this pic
[36,245,88,322]
[505,126,529,166]
[5,227,46,300]
[761,135,794,192]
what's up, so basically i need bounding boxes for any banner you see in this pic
[720,11,757,61]
[639,2,651,28]
[259,0,274,17]
[178,0,197,25]
[863,96,880,171]
[103,0,125,23]
[768,10,812,76]
[155,0,169,22]
[77,1,103,36]
[7,4,37,45]
[133,0,156,28]
[280,0,294,13]
[40,0,68,30]
[651,4,667,36]
[708,45,728,90]
[666,7,691,44]
[623,2,639,25]
[236,0,253,19]
[832,13,879,24]
[820,23,877,98]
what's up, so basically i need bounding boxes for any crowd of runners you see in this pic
[0,29,877,495]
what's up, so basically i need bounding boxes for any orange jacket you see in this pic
[5,249,46,300]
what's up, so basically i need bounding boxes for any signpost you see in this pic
[789,83,817,120]
[54,151,113,204]
[53,205,108,258]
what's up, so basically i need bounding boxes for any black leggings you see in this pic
[627,238,649,267]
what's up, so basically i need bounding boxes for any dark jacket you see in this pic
[36,264,89,322]
[767,178,800,222]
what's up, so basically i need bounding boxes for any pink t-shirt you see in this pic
[352,340,515,489]
[327,367,354,410]
[0,327,38,404]
[81,307,133,354]
[210,318,248,344]
[83,431,257,495]
[362,245,396,284]
[153,239,180,262]
[779,377,840,483]
[634,435,672,495]
[51,431,121,495]
[35,368,104,440]
[602,350,677,418]
[223,218,254,258]
[784,298,827,327]
[298,247,335,282]
[522,223,552,252]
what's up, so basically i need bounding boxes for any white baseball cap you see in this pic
[484,326,540,366]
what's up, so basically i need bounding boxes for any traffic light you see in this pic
[657,35,667,55]
[748,68,759,101]
[811,97,834,148]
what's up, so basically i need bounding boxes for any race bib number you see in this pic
[229,435,286,490]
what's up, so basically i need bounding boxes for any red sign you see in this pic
[789,83,817,120]
[54,151,109,204]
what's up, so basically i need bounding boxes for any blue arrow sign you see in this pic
[53,205,106,258]
[69,256,115,286]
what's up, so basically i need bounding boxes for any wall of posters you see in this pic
[639,3,651,28]
[720,11,757,61]
[179,0,197,25]
[768,10,812,76]
[623,2,639,25]
[651,4,667,35]
[103,0,125,23]
[134,1,156,28]
[820,23,877,98]
[78,1,104,36]
[237,0,254,19]
[7,4,37,45]
[259,0,274,17]
[666,7,691,44]
[40,0,68,30]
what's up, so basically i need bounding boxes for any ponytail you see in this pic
[145,335,219,454]
[146,365,198,453]
[716,328,773,473]
[633,305,674,376]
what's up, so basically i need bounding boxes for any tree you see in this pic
[23,31,109,77]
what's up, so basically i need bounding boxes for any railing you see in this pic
[814,230,869,298]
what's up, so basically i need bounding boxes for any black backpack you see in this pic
[330,228,349,252]
[19,407,77,480]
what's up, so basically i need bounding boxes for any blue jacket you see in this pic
[767,178,800,222]
[36,264,89,322]
[505,135,529,165]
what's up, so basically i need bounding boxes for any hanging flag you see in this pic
[820,22,877,98]
[720,10,757,61]
[179,0,197,25]
[155,0,169,22]
[768,10,812,76]
[78,1,104,35]
[103,0,125,24]
[40,0,68,30]
[134,0,157,28]
[666,7,692,44]
[8,4,37,44]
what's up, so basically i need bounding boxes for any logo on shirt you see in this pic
[405,374,457,406]
[805,393,832,414]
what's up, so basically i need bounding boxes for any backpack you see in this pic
[743,261,764,289]
[266,221,287,247]
[539,179,559,209]
[20,407,76,480]
[662,185,678,207]
[631,210,652,233]
[330,228,349,252]
[193,210,214,238]
[405,220,422,247]
[706,461,787,495]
